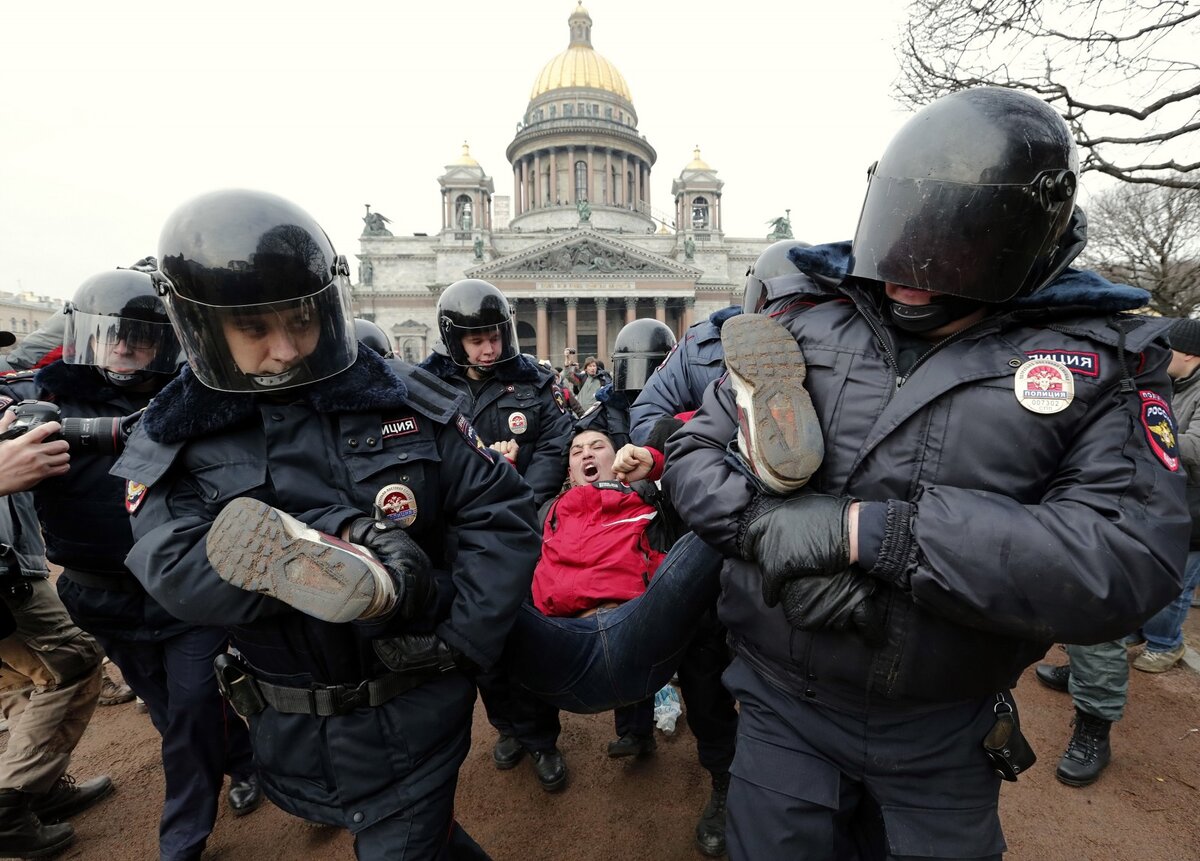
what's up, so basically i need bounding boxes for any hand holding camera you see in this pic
[0,408,70,495]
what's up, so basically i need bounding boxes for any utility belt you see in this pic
[214,652,444,718]
[61,567,144,594]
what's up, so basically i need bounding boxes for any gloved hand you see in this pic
[373,633,477,677]
[345,516,436,622]
[738,493,853,607]
[776,570,884,645]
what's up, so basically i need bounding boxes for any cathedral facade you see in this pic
[353,3,777,364]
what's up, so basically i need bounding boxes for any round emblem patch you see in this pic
[1013,358,1075,414]
[374,484,419,527]
[508,411,528,435]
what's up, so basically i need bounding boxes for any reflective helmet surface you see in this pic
[436,279,519,367]
[848,87,1079,302]
[611,318,676,393]
[354,318,393,357]
[743,240,812,313]
[63,268,181,383]
[156,189,356,392]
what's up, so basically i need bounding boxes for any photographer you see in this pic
[0,270,261,861]
[0,393,111,859]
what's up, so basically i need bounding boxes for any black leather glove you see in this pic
[738,493,853,607]
[776,570,884,646]
[373,633,477,677]
[345,516,436,622]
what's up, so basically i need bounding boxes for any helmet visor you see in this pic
[164,279,356,392]
[613,352,668,392]
[63,310,181,375]
[850,175,1067,302]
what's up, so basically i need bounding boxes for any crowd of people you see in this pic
[0,85,1196,861]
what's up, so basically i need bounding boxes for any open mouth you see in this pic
[582,462,599,480]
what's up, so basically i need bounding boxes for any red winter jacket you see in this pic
[532,480,666,617]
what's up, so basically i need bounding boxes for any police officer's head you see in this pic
[848,87,1079,333]
[63,268,181,388]
[436,279,519,377]
[611,318,676,395]
[743,240,811,314]
[154,189,356,393]
[354,318,393,358]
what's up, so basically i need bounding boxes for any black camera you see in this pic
[1,399,139,456]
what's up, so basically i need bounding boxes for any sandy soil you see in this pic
[13,619,1198,861]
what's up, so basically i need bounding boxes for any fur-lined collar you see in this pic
[789,241,1149,314]
[709,305,743,329]
[35,360,168,403]
[419,351,545,383]
[142,346,408,444]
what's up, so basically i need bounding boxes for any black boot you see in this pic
[695,771,730,857]
[1056,708,1112,787]
[0,789,75,859]
[30,774,113,822]
[529,748,568,793]
[1034,663,1070,693]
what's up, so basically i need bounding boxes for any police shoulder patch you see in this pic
[1026,350,1100,378]
[1139,390,1180,471]
[455,414,495,463]
[552,388,567,414]
[126,481,149,514]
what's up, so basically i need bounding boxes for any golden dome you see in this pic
[530,3,633,103]
[452,141,479,167]
[685,146,711,171]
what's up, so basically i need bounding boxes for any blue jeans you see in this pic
[503,532,723,713]
[1139,550,1200,652]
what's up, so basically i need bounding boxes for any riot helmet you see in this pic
[848,87,1079,306]
[354,318,393,357]
[611,318,676,394]
[743,240,812,314]
[63,268,181,387]
[436,279,519,371]
[155,189,356,392]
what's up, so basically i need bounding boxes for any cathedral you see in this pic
[353,2,779,364]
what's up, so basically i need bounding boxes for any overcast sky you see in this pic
[4,0,918,302]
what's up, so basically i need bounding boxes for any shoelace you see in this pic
[1065,718,1107,761]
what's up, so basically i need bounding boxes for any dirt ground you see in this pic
[10,621,1200,861]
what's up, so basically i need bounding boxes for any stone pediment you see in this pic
[466,230,700,279]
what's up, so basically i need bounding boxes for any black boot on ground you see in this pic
[530,748,568,793]
[30,774,113,822]
[1034,663,1070,693]
[492,735,526,770]
[1056,708,1112,787]
[695,771,730,857]
[607,733,657,758]
[0,789,75,859]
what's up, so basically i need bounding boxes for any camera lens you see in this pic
[60,417,122,455]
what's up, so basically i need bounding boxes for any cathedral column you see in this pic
[534,152,543,210]
[566,146,576,205]
[565,298,578,354]
[586,146,595,203]
[634,160,642,212]
[621,154,629,208]
[441,190,448,230]
[625,297,637,324]
[595,297,608,364]
[643,163,650,209]
[655,297,667,323]
[549,149,557,205]
[714,195,721,231]
[536,298,549,361]
[682,297,694,331]
[604,148,612,205]
[513,165,521,216]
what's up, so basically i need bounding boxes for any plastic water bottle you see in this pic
[654,684,682,735]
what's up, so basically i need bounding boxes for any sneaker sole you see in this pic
[207,498,378,624]
[720,314,824,494]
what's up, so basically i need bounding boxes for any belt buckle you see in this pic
[332,679,370,713]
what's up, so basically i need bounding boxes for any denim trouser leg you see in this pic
[1065,640,1128,723]
[1141,550,1200,653]
[504,532,723,713]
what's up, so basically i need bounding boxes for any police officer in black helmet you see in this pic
[575,318,676,449]
[419,277,574,793]
[663,88,1187,859]
[114,189,540,859]
[2,267,261,861]
[354,318,393,358]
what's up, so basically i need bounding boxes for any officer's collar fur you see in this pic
[142,346,408,444]
[419,350,544,383]
[35,359,169,402]
[792,241,1149,314]
[709,305,742,329]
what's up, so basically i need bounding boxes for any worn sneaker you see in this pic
[207,498,395,624]
[98,665,134,707]
[720,314,823,495]
[1132,643,1187,674]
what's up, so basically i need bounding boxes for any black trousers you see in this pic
[721,657,1007,861]
[676,608,737,774]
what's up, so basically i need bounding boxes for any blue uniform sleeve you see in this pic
[434,413,541,670]
[520,384,572,506]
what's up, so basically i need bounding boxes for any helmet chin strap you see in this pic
[888,296,984,333]
[246,366,307,389]
[98,367,153,388]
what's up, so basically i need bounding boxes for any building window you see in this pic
[455,194,473,230]
[593,104,599,116]
[21,319,28,333]
[605,106,612,119]
[547,106,554,118]
[575,161,588,202]
[563,103,573,117]
[692,196,709,229]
